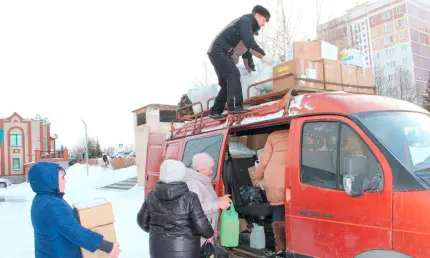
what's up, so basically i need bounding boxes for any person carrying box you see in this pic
[28,162,121,258]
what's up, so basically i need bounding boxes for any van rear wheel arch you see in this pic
[355,250,412,258]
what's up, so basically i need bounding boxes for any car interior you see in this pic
[222,123,289,253]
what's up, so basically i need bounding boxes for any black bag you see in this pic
[200,240,230,258]
[239,185,267,206]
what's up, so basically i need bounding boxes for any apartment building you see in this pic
[317,0,430,102]
[316,3,373,68]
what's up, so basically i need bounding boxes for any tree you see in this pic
[103,146,116,156]
[422,75,430,111]
[374,65,389,96]
[256,0,299,62]
[389,67,418,105]
[71,136,103,159]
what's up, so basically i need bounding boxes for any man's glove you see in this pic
[244,58,255,73]
[261,55,274,66]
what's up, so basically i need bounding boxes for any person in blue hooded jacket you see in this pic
[28,162,121,258]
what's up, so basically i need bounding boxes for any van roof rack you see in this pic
[171,72,376,137]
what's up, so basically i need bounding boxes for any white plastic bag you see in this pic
[237,58,282,99]
[256,149,264,161]
[186,84,220,113]
[228,141,255,159]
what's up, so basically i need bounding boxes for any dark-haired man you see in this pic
[207,5,274,118]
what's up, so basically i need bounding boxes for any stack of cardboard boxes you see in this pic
[73,198,117,258]
[272,40,375,94]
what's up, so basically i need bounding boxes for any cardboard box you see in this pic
[321,59,342,91]
[230,136,248,146]
[230,135,268,150]
[248,166,258,186]
[239,219,249,232]
[247,134,268,150]
[341,64,358,93]
[287,40,338,61]
[273,59,324,92]
[73,198,115,229]
[81,224,117,258]
[357,67,375,94]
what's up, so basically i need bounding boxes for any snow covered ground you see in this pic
[0,164,150,258]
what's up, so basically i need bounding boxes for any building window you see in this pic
[300,122,382,191]
[136,112,146,126]
[396,7,402,14]
[159,110,178,123]
[12,158,20,171]
[386,48,394,57]
[399,19,405,27]
[384,36,394,45]
[391,61,396,68]
[403,58,408,65]
[398,32,405,41]
[373,28,377,37]
[401,45,407,52]
[381,11,392,20]
[383,23,393,32]
[10,134,22,147]
[371,17,376,24]
[182,134,223,179]
[44,137,47,150]
[377,53,380,59]
[375,40,379,48]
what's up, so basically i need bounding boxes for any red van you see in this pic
[144,90,430,258]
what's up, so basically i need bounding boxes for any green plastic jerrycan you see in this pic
[220,201,240,247]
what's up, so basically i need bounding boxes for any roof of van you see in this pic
[170,91,428,139]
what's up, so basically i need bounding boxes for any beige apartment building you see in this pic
[317,0,429,103]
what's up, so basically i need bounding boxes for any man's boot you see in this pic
[228,105,249,114]
[209,111,224,119]
[272,221,286,255]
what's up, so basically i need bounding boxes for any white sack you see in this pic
[228,141,255,159]
[186,84,220,114]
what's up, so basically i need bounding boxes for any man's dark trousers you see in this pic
[208,51,243,114]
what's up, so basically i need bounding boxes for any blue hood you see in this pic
[28,162,61,195]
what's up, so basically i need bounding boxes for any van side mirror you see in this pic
[343,155,367,197]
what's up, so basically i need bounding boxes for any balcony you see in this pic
[35,149,69,163]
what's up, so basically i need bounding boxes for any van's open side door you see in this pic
[144,132,166,197]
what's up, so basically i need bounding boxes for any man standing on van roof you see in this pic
[207,5,274,119]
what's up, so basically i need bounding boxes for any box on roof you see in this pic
[286,40,338,61]
[321,59,343,91]
[273,59,324,92]
[73,197,115,229]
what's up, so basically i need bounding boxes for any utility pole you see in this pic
[82,119,89,176]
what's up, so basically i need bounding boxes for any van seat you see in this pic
[223,157,273,218]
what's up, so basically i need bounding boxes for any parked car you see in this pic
[0,178,12,188]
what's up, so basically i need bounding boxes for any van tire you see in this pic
[0,182,6,188]
[355,250,412,258]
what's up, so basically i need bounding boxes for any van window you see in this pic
[301,121,382,192]
[182,134,224,179]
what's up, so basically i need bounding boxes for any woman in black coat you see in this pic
[137,159,214,258]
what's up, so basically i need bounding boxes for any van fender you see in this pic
[355,250,413,258]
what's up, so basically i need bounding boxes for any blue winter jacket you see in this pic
[28,162,104,258]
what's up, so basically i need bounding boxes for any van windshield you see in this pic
[355,111,430,180]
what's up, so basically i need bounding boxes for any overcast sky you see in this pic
[0,0,358,150]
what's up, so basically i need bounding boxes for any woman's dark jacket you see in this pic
[137,181,214,258]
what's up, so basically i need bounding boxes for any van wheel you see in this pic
[0,182,6,188]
